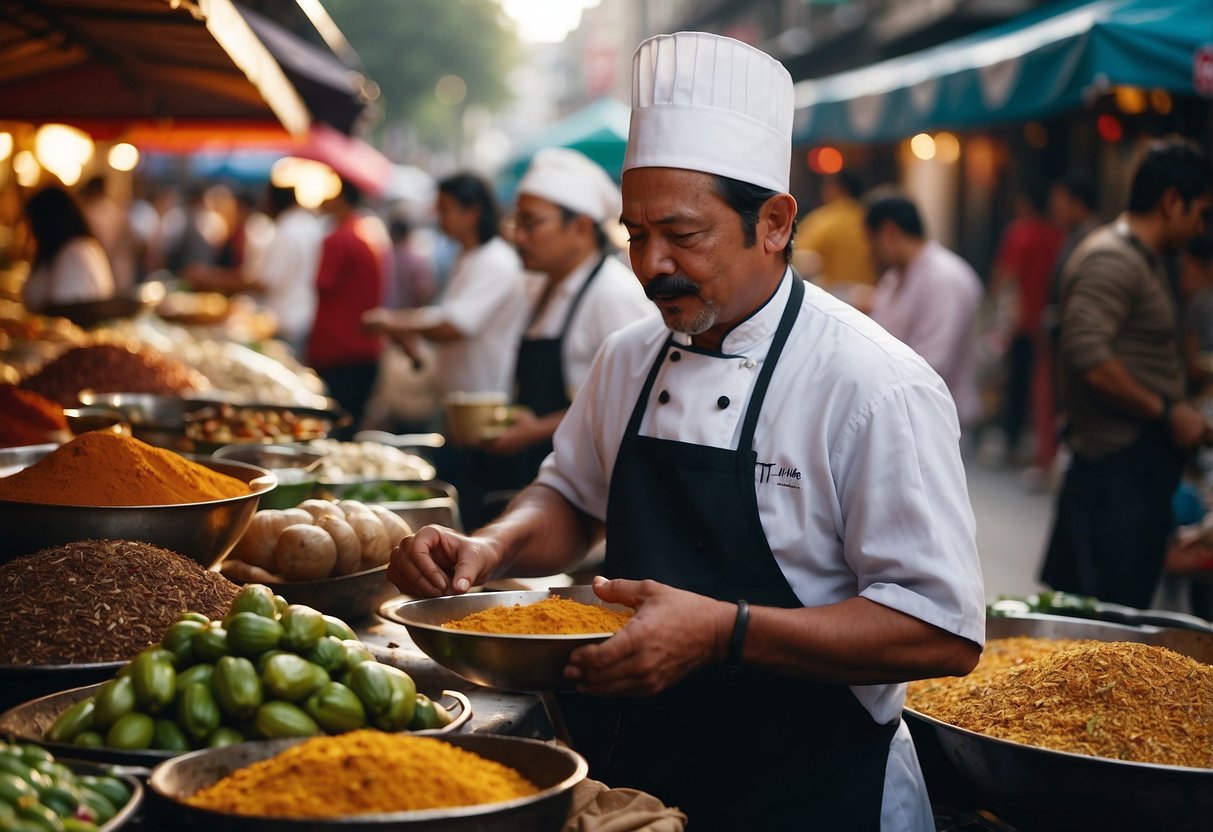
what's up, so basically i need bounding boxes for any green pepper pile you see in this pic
[0,740,133,831]
[335,481,433,504]
[44,585,451,753]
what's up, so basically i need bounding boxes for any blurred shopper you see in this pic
[363,173,531,526]
[989,182,1063,475]
[1048,174,1100,285]
[79,176,136,293]
[306,180,387,436]
[363,173,530,399]
[253,185,325,353]
[163,183,224,276]
[1180,235,1213,394]
[865,193,984,429]
[385,215,436,310]
[484,147,654,497]
[21,185,114,313]
[792,171,875,295]
[1041,137,1213,609]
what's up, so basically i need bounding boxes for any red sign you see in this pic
[1196,45,1213,97]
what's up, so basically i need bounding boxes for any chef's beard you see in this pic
[645,275,717,335]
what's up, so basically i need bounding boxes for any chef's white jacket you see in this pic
[435,236,532,396]
[537,269,986,832]
[523,253,656,398]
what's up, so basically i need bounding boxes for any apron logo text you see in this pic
[756,462,802,489]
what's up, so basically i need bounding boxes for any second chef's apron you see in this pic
[556,277,896,831]
[507,254,608,490]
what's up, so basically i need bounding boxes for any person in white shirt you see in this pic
[22,185,114,314]
[388,32,984,832]
[364,173,531,527]
[257,185,325,353]
[484,148,654,495]
[364,173,530,398]
[865,194,985,428]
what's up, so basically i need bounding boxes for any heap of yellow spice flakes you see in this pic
[909,639,1213,769]
[444,596,632,635]
[185,731,539,818]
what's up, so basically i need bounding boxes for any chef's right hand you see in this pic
[387,525,502,597]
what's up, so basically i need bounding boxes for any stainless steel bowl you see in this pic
[262,565,401,624]
[0,445,276,567]
[145,733,586,831]
[213,443,325,510]
[379,587,630,692]
[906,613,1213,831]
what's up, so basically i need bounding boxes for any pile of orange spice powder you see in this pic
[444,596,632,635]
[185,731,539,817]
[0,432,249,506]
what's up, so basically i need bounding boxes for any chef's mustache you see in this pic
[645,274,701,300]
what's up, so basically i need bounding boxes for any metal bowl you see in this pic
[0,445,276,567]
[379,587,630,692]
[62,405,131,437]
[0,660,125,713]
[0,682,472,768]
[61,756,144,831]
[261,565,402,624]
[145,733,586,831]
[906,613,1213,831]
[212,443,325,510]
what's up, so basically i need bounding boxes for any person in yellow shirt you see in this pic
[793,171,876,293]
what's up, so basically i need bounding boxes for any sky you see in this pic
[500,0,600,43]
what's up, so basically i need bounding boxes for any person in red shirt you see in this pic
[990,182,1064,480]
[306,179,386,436]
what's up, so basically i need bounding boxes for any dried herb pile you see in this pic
[908,637,1213,769]
[0,539,240,664]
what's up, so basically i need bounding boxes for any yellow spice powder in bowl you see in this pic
[443,596,632,635]
[185,730,539,818]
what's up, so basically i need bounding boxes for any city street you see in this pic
[963,447,1053,601]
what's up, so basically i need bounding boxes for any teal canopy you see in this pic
[500,96,630,185]
[792,0,1213,144]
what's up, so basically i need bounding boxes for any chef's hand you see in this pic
[361,307,393,332]
[565,576,734,698]
[483,409,539,456]
[387,525,503,597]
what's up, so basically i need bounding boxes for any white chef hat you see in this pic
[623,31,794,194]
[516,147,621,224]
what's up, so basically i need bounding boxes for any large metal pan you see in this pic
[145,733,587,831]
[906,613,1213,831]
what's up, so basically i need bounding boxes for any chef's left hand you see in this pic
[565,576,734,697]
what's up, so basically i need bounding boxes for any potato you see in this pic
[296,498,344,524]
[317,514,362,576]
[274,524,337,580]
[232,510,291,571]
[220,558,284,584]
[338,501,390,570]
[367,504,412,548]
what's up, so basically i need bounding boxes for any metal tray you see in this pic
[145,733,586,831]
[0,660,126,713]
[906,613,1213,831]
[0,682,471,768]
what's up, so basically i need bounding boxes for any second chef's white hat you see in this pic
[516,147,621,224]
[623,31,794,194]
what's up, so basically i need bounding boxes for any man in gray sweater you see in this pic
[1041,136,1212,608]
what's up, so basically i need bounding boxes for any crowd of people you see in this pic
[6,26,1211,829]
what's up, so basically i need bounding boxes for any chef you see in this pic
[483,148,653,495]
[389,31,986,832]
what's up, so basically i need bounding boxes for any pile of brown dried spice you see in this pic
[0,539,240,664]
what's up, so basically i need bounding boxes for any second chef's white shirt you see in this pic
[435,236,533,396]
[537,269,986,832]
[523,253,655,397]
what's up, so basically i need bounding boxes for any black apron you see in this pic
[556,277,896,831]
[508,254,608,489]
